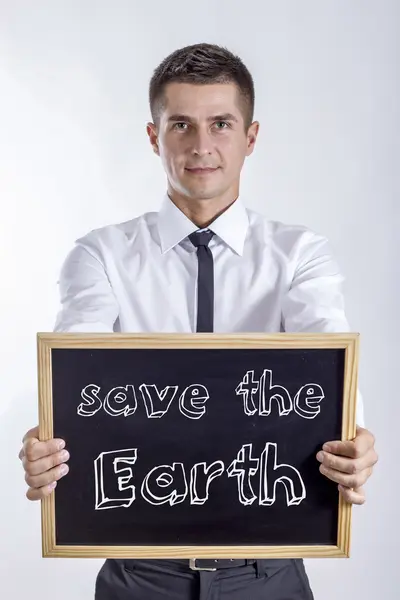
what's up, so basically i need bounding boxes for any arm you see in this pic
[281,230,364,427]
[281,231,377,504]
[20,235,119,500]
[53,238,119,333]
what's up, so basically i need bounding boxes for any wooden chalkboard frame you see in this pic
[37,332,359,559]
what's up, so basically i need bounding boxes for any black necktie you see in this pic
[189,230,215,332]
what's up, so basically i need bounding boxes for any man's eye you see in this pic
[173,122,229,130]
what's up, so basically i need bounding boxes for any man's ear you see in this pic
[246,121,260,156]
[146,122,160,156]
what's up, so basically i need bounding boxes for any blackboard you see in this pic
[37,332,359,559]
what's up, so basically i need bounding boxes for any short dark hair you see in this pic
[149,43,255,130]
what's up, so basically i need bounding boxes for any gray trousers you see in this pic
[95,558,314,599]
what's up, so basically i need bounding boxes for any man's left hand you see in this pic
[316,426,378,505]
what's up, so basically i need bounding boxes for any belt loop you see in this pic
[255,559,265,579]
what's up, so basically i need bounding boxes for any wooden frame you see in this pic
[37,331,359,559]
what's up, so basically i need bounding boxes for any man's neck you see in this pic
[167,190,239,228]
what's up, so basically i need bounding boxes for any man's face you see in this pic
[147,82,259,202]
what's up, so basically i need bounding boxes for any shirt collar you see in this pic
[158,193,249,256]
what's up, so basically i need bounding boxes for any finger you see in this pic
[19,426,41,460]
[23,436,66,462]
[316,447,377,475]
[23,448,70,476]
[22,426,39,444]
[322,440,358,458]
[338,485,366,505]
[26,481,58,501]
[25,462,69,490]
[319,463,372,488]
[323,431,374,459]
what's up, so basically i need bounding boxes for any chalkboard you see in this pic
[37,333,359,559]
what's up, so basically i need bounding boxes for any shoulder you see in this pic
[70,209,158,260]
[245,206,336,264]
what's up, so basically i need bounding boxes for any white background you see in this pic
[0,1,398,598]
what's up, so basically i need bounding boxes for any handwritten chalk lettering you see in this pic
[190,461,225,504]
[78,383,210,419]
[227,443,259,505]
[294,384,325,419]
[94,448,137,510]
[236,369,324,419]
[79,371,324,419]
[141,463,188,505]
[259,443,306,506]
[77,384,103,417]
[104,385,137,417]
[139,384,179,418]
[234,370,259,415]
[259,370,293,416]
[94,443,306,510]
[179,384,210,419]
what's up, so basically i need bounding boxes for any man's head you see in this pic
[147,43,259,208]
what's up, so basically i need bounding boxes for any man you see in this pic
[19,43,378,599]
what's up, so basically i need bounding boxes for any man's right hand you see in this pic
[18,426,70,500]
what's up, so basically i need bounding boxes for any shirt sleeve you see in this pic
[53,237,119,333]
[281,231,365,428]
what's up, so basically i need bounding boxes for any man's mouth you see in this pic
[185,167,219,174]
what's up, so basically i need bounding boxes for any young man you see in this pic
[19,43,377,599]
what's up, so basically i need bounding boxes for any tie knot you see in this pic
[189,230,214,248]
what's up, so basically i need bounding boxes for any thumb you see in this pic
[19,426,40,460]
[22,425,39,444]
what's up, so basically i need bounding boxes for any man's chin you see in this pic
[170,178,228,201]
[184,188,222,201]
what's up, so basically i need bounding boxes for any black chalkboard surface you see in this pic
[37,333,359,559]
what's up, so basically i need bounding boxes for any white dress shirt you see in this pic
[54,192,364,426]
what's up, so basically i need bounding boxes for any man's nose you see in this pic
[191,129,213,156]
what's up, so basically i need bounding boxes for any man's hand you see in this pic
[316,426,378,505]
[18,426,70,501]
